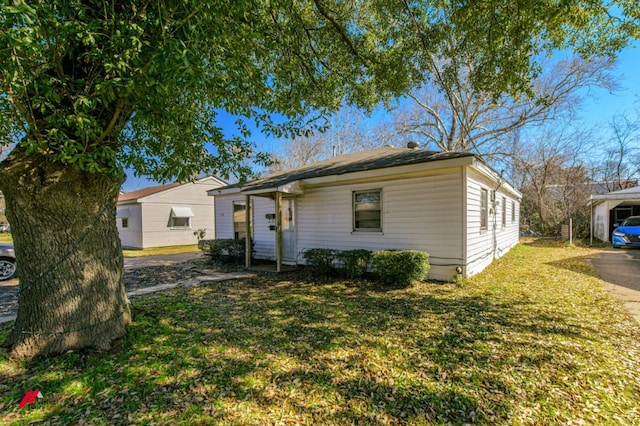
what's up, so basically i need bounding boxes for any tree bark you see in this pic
[0,146,130,358]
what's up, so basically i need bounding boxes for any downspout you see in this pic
[245,194,252,268]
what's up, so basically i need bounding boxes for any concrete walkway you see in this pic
[126,271,255,297]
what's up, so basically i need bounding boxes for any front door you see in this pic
[281,198,297,263]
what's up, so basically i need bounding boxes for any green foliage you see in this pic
[1,1,638,180]
[335,249,371,279]
[371,250,430,286]
[206,238,251,265]
[302,248,337,276]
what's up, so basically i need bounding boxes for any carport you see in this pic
[589,186,640,244]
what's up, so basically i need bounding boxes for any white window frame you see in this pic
[480,188,488,230]
[170,207,194,229]
[232,201,253,239]
[353,189,382,232]
[170,216,191,229]
[501,196,506,228]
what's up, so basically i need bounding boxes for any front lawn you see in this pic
[122,245,200,257]
[1,240,639,424]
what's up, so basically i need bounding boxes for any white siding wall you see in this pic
[214,166,520,281]
[296,169,465,281]
[117,179,222,249]
[214,194,275,259]
[593,202,612,242]
[117,204,143,249]
[465,168,520,277]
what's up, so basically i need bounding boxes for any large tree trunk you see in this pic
[0,146,131,358]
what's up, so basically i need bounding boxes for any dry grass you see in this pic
[122,245,200,257]
[1,240,639,425]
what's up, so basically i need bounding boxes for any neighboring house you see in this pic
[589,185,640,243]
[117,176,226,249]
[209,146,521,281]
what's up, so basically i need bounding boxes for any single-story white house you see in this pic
[589,185,640,243]
[117,176,226,249]
[209,146,521,281]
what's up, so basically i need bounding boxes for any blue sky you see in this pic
[577,41,639,124]
[120,43,640,192]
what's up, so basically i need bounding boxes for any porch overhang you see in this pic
[241,180,304,197]
[588,192,640,206]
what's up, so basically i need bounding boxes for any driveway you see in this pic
[590,248,640,323]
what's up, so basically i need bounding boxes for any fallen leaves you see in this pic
[1,241,639,424]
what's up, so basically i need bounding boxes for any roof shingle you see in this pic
[225,147,474,192]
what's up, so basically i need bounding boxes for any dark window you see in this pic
[233,201,249,239]
[353,190,382,231]
[511,201,516,223]
[171,216,190,228]
[121,217,128,228]
[501,196,506,227]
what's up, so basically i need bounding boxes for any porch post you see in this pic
[589,198,593,245]
[245,194,251,268]
[275,191,283,272]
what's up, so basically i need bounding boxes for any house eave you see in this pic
[301,155,476,188]
[242,181,305,196]
[589,193,640,205]
[208,186,242,196]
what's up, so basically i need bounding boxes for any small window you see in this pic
[501,196,506,227]
[170,206,194,229]
[121,217,129,228]
[480,188,488,230]
[171,216,191,228]
[511,201,516,223]
[233,201,251,239]
[353,190,382,231]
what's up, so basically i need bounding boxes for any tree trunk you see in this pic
[0,146,130,358]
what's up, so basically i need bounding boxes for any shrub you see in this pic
[336,249,371,279]
[207,238,252,265]
[302,248,337,276]
[198,239,215,252]
[371,250,430,286]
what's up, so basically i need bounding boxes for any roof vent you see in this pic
[407,141,420,150]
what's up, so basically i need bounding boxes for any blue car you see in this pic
[612,216,640,249]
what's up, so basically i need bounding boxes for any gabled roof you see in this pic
[590,184,640,203]
[119,182,182,202]
[119,176,227,203]
[216,147,475,194]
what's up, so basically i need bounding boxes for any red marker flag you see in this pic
[18,390,42,408]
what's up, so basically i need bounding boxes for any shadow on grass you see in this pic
[0,272,609,424]
[544,255,601,278]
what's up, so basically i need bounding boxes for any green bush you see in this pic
[207,238,252,265]
[302,248,337,276]
[198,239,215,252]
[336,249,371,279]
[371,250,430,286]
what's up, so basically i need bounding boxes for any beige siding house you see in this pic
[117,176,226,249]
[210,147,521,281]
